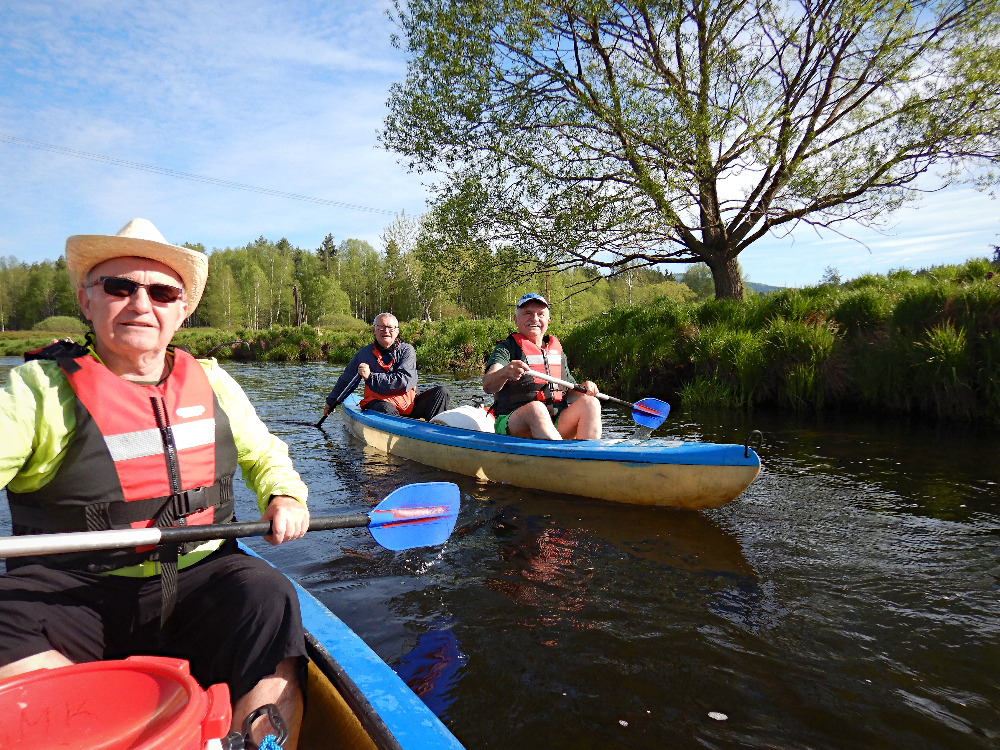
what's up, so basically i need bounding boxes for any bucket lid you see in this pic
[0,655,231,750]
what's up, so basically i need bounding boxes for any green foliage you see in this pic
[892,278,950,334]
[831,287,894,336]
[765,318,839,411]
[0,257,78,330]
[172,328,250,358]
[0,331,79,356]
[679,376,739,408]
[384,0,1000,300]
[912,322,975,418]
[31,316,87,334]
[316,314,369,332]
[680,265,715,301]
[2,223,997,426]
[820,266,842,286]
[562,257,1000,424]
[689,325,769,407]
[949,278,1000,333]
[562,297,694,392]
[765,317,838,365]
[407,317,512,370]
[762,287,837,322]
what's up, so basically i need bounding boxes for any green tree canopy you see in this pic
[384,0,1000,299]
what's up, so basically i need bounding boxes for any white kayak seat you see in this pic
[430,404,496,432]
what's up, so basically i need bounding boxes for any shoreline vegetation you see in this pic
[3,258,998,426]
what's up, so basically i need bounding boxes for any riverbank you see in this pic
[563,258,1000,426]
[2,258,996,425]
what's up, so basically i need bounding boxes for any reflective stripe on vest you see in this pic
[104,418,216,463]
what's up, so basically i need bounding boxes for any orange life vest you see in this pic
[491,334,566,417]
[359,344,417,415]
[7,346,237,573]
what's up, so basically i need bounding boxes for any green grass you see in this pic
[564,257,1000,425]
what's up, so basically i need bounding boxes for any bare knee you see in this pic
[561,396,602,439]
[508,402,560,440]
[0,650,74,680]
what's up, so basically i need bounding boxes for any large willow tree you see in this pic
[383,0,1000,299]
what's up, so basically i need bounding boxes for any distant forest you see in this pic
[0,230,724,331]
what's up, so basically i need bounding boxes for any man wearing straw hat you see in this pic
[0,219,309,746]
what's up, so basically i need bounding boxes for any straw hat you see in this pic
[65,218,209,313]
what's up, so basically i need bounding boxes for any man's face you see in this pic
[373,315,399,348]
[78,256,188,363]
[514,301,549,340]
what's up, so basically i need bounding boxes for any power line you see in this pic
[0,133,397,216]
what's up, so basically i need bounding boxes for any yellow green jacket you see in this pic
[0,352,308,574]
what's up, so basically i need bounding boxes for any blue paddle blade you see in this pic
[367,482,461,551]
[631,397,670,428]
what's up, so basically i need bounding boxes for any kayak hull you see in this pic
[342,401,760,510]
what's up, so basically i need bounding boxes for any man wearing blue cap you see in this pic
[483,293,602,439]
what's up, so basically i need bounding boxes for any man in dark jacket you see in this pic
[323,313,450,419]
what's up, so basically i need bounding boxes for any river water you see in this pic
[2,358,999,749]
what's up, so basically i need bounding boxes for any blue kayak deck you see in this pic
[343,399,758,468]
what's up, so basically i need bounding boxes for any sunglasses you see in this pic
[89,276,185,304]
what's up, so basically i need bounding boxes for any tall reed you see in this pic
[564,257,1000,425]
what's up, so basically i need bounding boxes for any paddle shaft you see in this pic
[317,373,364,426]
[0,513,375,559]
[524,369,650,411]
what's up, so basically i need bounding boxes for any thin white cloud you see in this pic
[743,187,998,286]
[0,0,424,261]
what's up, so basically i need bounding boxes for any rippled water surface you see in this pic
[3,357,999,749]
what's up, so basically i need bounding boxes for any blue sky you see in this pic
[1,1,997,289]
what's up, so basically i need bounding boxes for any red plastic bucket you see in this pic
[0,655,232,749]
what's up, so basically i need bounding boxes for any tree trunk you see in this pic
[704,252,744,300]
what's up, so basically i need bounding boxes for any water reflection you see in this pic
[395,626,467,719]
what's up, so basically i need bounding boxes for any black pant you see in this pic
[0,541,306,700]
[363,386,451,420]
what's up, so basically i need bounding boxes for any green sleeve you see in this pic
[485,340,513,371]
[0,360,76,493]
[202,359,309,513]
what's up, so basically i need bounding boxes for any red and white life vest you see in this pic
[491,334,566,417]
[7,347,237,572]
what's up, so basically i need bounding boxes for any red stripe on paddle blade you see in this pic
[367,482,460,551]
[631,397,670,428]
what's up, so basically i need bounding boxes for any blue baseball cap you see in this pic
[516,293,549,309]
